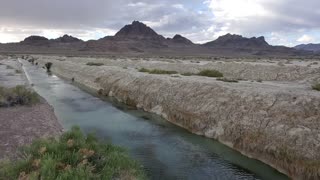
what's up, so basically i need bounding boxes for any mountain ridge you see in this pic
[294,43,320,52]
[0,21,314,57]
[53,35,83,43]
[203,33,269,48]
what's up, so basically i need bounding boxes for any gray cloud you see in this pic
[206,0,320,42]
[0,0,319,45]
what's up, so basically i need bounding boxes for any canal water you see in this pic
[21,61,288,180]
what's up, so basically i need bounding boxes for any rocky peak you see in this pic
[171,34,194,45]
[217,33,242,40]
[204,33,269,48]
[22,36,49,42]
[54,34,82,43]
[115,21,165,40]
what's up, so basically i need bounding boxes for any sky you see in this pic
[0,0,319,46]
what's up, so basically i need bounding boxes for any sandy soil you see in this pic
[0,103,63,160]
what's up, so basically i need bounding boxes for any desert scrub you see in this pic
[0,126,146,180]
[312,83,320,91]
[28,59,35,65]
[0,85,39,107]
[149,69,178,74]
[45,62,53,72]
[217,78,238,83]
[197,69,223,77]
[86,62,104,66]
[139,68,178,75]
[15,69,22,74]
[138,68,150,73]
[257,79,263,83]
[6,65,13,69]
[181,72,194,76]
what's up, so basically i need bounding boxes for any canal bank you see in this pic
[32,56,320,180]
[20,58,291,180]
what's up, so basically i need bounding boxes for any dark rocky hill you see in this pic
[168,34,194,45]
[115,21,165,41]
[53,35,83,43]
[23,36,49,42]
[203,34,269,48]
[294,43,320,52]
[21,36,49,46]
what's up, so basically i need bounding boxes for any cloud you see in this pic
[297,34,315,43]
[0,0,319,45]
[0,0,211,43]
[206,0,320,34]
[204,0,320,45]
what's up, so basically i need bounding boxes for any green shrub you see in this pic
[257,79,263,83]
[139,68,178,74]
[197,69,223,77]
[0,126,146,180]
[312,84,320,91]
[15,69,22,74]
[138,68,150,73]
[149,69,178,74]
[86,62,104,66]
[217,78,238,83]
[181,72,194,76]
[28,59,35,64]
[45,62,53,72]
[0,85,39,107]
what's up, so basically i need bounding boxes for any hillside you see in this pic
[295,43,320,52]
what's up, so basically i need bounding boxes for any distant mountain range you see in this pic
[21,34,82,44]
[294,43,320,52]
[0,21,315,57]
[203,34,269,48]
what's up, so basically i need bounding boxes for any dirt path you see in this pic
[0,57,63,160]
[0,103,63,159]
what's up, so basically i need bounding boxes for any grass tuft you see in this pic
[138,68,150,73]
[139,68,178,75]
[0,126,146,180]
[181,72,194,76]
[86,62,104,66]
[257,79,263,83]
[15,69,22,74]
[0,85,39,107]
[312,83,320,91]
[45,62,53,72]
[197,69,223,77]
[217,78,239,83]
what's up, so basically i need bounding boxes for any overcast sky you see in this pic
[0,0,319,46]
